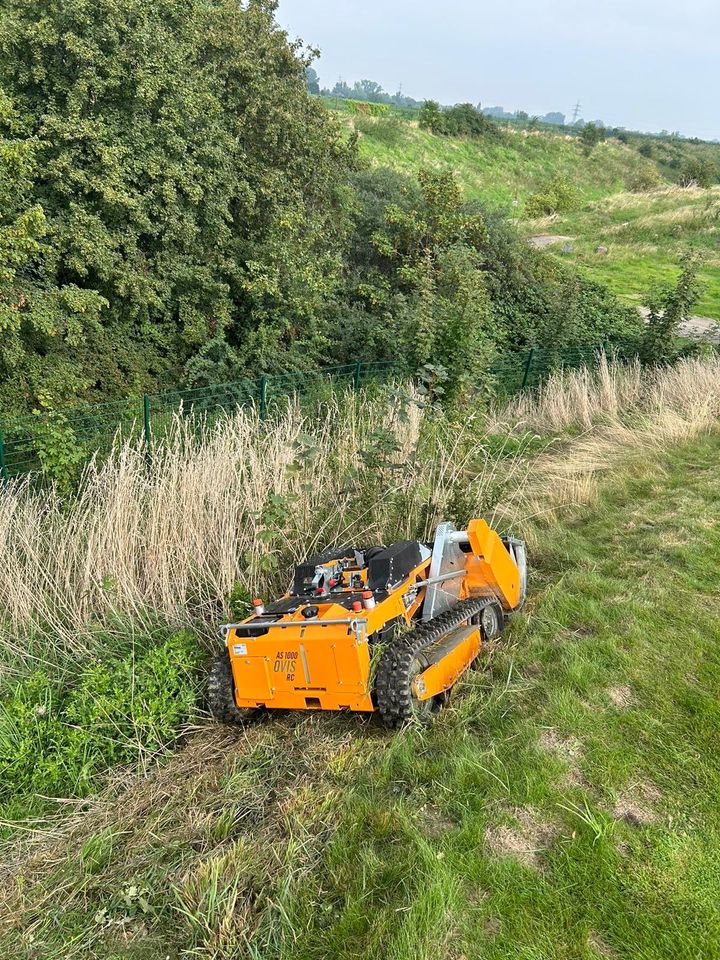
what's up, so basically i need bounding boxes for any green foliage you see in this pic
[227,582,252,621]
[0,0,355,412]
[0,90,108,412]
[419,100,498,139]
[366,170,496,396]
[29,394,86,490]
[641,253,705,363]
[0,0,663,424]
[349,100,390,117]
[677,156,719,188]
[0,632,201,819]
[524,175,580,217]
[355,115,406,147]
[626,164,663,192]
[418,100,444,133]
[335,167,642,388]
[579,122,607,151]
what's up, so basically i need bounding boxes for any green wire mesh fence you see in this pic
[0,344,638,482]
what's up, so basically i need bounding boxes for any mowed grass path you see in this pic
[5,432,720,959]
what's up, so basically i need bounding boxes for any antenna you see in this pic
[571,101,581,125]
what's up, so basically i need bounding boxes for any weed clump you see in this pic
[0,632,202,824]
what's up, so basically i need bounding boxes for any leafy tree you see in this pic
[419,100,444,134]
[0,90,107,410]
[305,67,320,96]
[641,254,704,363]
[579,122,607,151]
[353,80,386,103]
[0,0,355,410]
[330,79,353,99]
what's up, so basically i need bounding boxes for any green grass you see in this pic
[5,429,720,958]
[344,111,655,209]
[532,186,720,319]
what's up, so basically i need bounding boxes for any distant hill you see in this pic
[331,102,720,319]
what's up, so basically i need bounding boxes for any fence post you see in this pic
[258,376,268,419]
[521,348,536,389]
[353,361,362,391]
[143,394,152,465]
[0,429,7,483]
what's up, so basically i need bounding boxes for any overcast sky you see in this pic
[277,0,718,140]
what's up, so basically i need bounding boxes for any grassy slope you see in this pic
[349,111,720,319]
[350,114,653,208]
[5,429,720,959]
[530,186,720,319]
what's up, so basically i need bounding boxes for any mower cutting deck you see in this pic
[209,519,527,728]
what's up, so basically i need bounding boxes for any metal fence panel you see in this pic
[0,345,639,483]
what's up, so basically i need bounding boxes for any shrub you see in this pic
[626,165,662,193]
[419,99,444,133]
[419,100,497,139]
[677,157,718,188]
[579,122,607,151]
[641,253,705,363]
[524,175,580,217]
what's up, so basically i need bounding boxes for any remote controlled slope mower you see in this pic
[209,519,527,728]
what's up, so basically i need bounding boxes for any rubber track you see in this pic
[375,597,495,729]
[208,651,258,725]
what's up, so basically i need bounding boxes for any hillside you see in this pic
[528,185,720,320]
[343,108,720,321]
[347,110,657,208]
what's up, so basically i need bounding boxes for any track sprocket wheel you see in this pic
[208,651,262,725]
[375,597,500,729]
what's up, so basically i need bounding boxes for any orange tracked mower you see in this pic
[209,520,527,728]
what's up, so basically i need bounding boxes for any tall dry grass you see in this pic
[0,392,530,662]
[494,355,720,532]
[2,355,719,666]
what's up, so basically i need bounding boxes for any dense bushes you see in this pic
[0,632,201,823]
[336,168,641,384]
[0,0,354,411]
[677,156,719,188]
[419,100,498,139]
[0,0,642,418]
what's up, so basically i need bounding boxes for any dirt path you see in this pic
[527,234,573,249]
[638,307,720,343]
